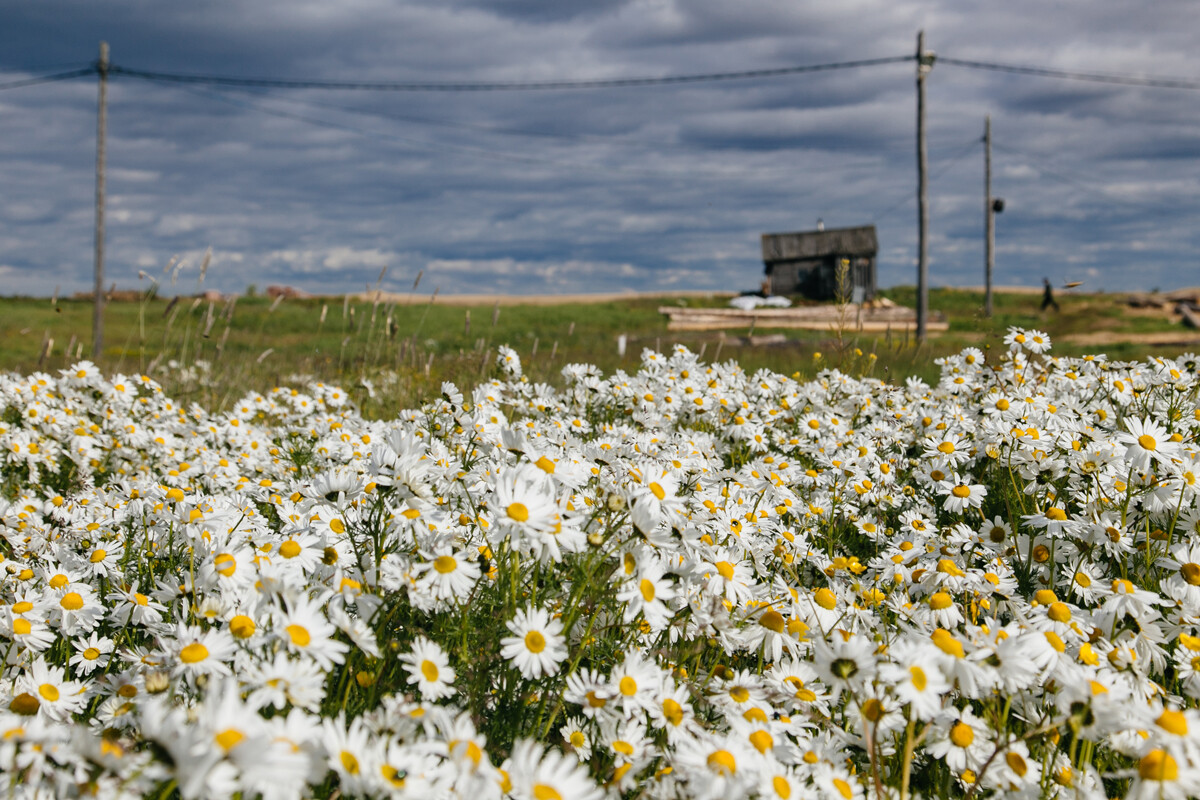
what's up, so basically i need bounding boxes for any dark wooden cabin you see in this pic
[761,225,878,301]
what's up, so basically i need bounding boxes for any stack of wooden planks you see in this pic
[658,303,948,333]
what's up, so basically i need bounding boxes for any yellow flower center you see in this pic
[649,482,666,500]
[524,631,546,653]
[341,751,360,775]
[1182,563,1200,587]
[662,698,683,725]
[950,722,974,747]
[715,561,735,580]
[83,647,101,660]
[38,684,59,702]
[951,485,971,498]
[180,643,209,663]
[639,579,656,602]
[706,749,737,776]
[286,624,311,647]
[279,540,302,559]
[1137,434,1157,452]
[815,588,837,610]
[1139,749,1178,782]
[619,676,637,696]
[760,610,785,633]
[749,730,773,753]
[421,659,439,682]
[862,698,885,723]
[532,786,562,800]
[215,729,245,752]
[1156,709,1188,736]
[507,502,530,522]
[60,592,84,611]
[434,555,457,574]
[229,615,256,639]
[214,553,236,577]
[910,666,927,691]
[9,694,39,715]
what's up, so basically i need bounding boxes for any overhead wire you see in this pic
[109,55,916,92]
[869,137,982,223]
[990,140,1184,212]
[937,56,1200,90]
[0,66,97,92]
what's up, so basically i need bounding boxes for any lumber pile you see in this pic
[659,303,948,333]
[1126,289,1200,328]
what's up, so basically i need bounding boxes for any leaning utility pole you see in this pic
[93,41,109,359]
[984,115,994,317]
[915,31,934,342]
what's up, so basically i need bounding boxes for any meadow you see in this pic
[1,286,1195,418]
[2,311,1200,798]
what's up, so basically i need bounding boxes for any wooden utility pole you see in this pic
[93,41,109,359]
[915,31,933,342]
[984,115,994,317]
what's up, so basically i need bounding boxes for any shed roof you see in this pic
[762,225,877,263]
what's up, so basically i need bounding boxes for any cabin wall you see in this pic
[766,256,876,301]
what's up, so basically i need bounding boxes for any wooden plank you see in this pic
[666,319,949,333]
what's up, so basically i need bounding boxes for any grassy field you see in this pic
[2,286,1195,416]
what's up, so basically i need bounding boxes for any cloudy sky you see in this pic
[1,1,1197,297]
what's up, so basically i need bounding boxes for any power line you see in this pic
[109,56,915,92]
[990,140,1183,212]
[870,137,980,223]
[0,66,96,92]
[938,56,1200,90]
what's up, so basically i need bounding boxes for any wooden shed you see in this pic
[762,225,878,301]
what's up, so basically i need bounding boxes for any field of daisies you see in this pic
[2,328,1199,799]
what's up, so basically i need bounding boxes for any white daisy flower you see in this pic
[500,606,568,680]
[400,636,456,701]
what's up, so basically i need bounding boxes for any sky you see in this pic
[0,1,1197,297]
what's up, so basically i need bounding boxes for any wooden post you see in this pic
[92,41,109,359]
[984,115,994,318]
[915,31,932,342]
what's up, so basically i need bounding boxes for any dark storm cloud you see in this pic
[0,0,1198,297]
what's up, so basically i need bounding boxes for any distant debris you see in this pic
[729,295,791,311]
[266,285,311,299]
[1125,288,1200,329]
[1125,288,1200,309]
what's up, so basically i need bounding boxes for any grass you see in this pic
[1,286,1195,416]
